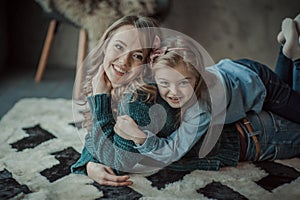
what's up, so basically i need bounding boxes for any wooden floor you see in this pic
[0,67,76,119]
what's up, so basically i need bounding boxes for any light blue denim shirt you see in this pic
[208,59,267,123]
[134,101,211,166]
[136,59,267,163]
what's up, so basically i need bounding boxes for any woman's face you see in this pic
[103,25,145,87]
[154,63,197,108]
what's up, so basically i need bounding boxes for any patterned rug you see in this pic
[0,98,299,200]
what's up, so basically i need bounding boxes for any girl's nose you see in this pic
[169,85,178,95]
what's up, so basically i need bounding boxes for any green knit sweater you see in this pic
[71,90,240,174]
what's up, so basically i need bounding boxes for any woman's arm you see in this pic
[85,94,143,173]
[71,146,132,186]
[82,64,148,173]
[86,162,133,186]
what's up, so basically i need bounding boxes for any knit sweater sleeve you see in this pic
[70,146,99,175]
[84,94,143,174]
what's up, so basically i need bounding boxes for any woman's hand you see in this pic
[92,66,112,95]
[86,162,133,186]
[114,115,147,144]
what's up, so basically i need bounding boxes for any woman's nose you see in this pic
[118,53,130,66]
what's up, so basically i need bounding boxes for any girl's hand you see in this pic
[114,115,147,144]
[86,162,133,186]
[92,66,112,95]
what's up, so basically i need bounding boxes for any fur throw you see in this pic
[35,0,157,49]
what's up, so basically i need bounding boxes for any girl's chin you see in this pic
[167,101,182,108]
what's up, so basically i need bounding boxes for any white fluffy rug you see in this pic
[0,98,300,200]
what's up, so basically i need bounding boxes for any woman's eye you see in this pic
[114,44,123,50]
[132,53,144,61]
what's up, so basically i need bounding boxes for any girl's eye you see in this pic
[158,81,169,88]
[178,80,190,87]
[132,53,144,61]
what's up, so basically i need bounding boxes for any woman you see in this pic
[71,15,161,186]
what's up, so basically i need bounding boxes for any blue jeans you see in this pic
[243,111,300,161]
[234,58,300,124]
[294,61,300,94]
[275,46,300,94]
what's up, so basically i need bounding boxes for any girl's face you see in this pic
[154,63,197,108]
[103,25,145,87]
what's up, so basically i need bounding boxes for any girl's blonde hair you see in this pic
[151,36,212,126]
[79,15,160,130]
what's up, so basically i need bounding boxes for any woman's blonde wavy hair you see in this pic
[78,15,160,131]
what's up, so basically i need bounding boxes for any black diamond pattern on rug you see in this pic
[10,124,56,151]
[254,161,300,192]
[40,147,81,182]
[146,168,191,189]
[0,169,31,199]
[92,182,142,200]
[197,181,248,200]
[68,121,83,129]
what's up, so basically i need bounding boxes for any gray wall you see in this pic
[0,1,7,72]
[162,0,300,68]
[2,0,300,72]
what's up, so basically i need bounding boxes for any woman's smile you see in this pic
[103,25,145,86]
[112,63,128,76]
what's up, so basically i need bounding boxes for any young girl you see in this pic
[114,18,300,169]
[113,17,300,165]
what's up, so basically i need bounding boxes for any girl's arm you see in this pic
[115,102,211,166]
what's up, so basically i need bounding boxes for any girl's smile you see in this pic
[167,96,182,104]
[155,62,197,108]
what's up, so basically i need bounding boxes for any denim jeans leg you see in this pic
[293,60,300,94]
[244,111,300,161]
[234,58,300,124]
[275,46,293,86]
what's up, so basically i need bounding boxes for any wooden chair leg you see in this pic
[73,29,87,99]
[35,20,57,82]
